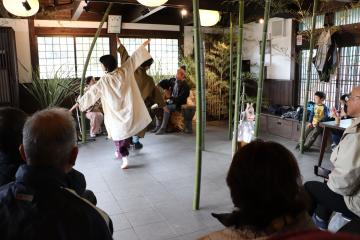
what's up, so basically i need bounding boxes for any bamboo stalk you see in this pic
[231,0,244,157]
[228,12,234,140]
[300,0,319,153]
[200,35,206,150]
[79,3,113,143]
[254,0,271,138]
[192,0,203,211]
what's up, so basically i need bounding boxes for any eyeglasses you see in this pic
[347,95,360,101]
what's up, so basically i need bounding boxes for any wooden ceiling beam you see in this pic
[72,0,87,20]
[40,1,78,12]
[129,5,166,23]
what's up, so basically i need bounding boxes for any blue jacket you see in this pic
[0,151,22,187]
[0,165,113,240]
[308,104,329,124]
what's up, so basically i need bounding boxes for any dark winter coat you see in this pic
[0,165,113,240]
[159,77,190,109]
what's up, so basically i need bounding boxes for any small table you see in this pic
[317,118,353,167]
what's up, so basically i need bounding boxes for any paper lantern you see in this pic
[199,9,221,27]
[3,0,39,17]
[137,0,168,7]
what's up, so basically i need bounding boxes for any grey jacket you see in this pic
[328,118,360,217]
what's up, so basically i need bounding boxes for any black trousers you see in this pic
[304,181,359,221]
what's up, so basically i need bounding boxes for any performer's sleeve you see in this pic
[117,43,130,65]
[121,45,152,74]
[78,80,103,112]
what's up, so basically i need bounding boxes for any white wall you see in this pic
[183,18,293,80]
[243,18,293,80]
[0,18,32,83]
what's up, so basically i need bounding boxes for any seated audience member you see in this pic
[270,230,360,240]
[0,107,27,186]
[0,108,112,240]
[330,94,349,147]
[298,91,329,151]
[199,140,314,240]
[305,86,360,230]
[154,66,190,135]
[84,76,104,138]
[0,107,97,205]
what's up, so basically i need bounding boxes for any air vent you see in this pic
[271,19,285,37]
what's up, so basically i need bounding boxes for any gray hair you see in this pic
[23,108,77,168]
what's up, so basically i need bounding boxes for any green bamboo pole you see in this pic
[200,34,206,151]
[192,0,203,210]
[254,0,271,138]
[228,12,234,140]
[79,3,113,143]
[231,0,244,157]
[299,0,319,153]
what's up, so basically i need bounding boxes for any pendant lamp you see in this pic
[137,0,168,7]
[199,9,221,27]
[3,0,39,17]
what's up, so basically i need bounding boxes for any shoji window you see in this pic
[37,36,76,79]
[299,46,360,108]
[37,36,110,79]
[75,37,110,78]
[335,7,360,26]
[337,46,360,96]
[150,38,179,76]
[118,37,179,76]
[299,15,325,31]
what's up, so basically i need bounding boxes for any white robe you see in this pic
[78,46,152,141]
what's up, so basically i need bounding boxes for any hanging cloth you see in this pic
[313,29,338,82]
[314,30,332,72]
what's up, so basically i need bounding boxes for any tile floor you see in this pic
[76,122,330,240]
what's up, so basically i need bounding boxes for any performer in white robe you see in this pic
[70,40,152,169]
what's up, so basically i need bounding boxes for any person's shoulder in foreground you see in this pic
[0,108,112,240]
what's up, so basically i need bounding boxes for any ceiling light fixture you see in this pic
[136,0,168,7]
[3,0,39,17]
[181,9,187,17]
[199,9,221,27]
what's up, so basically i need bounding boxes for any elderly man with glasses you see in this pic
[304,86,360,230]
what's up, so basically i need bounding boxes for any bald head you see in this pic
[22,108,78,172]
[347,86,360,118]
